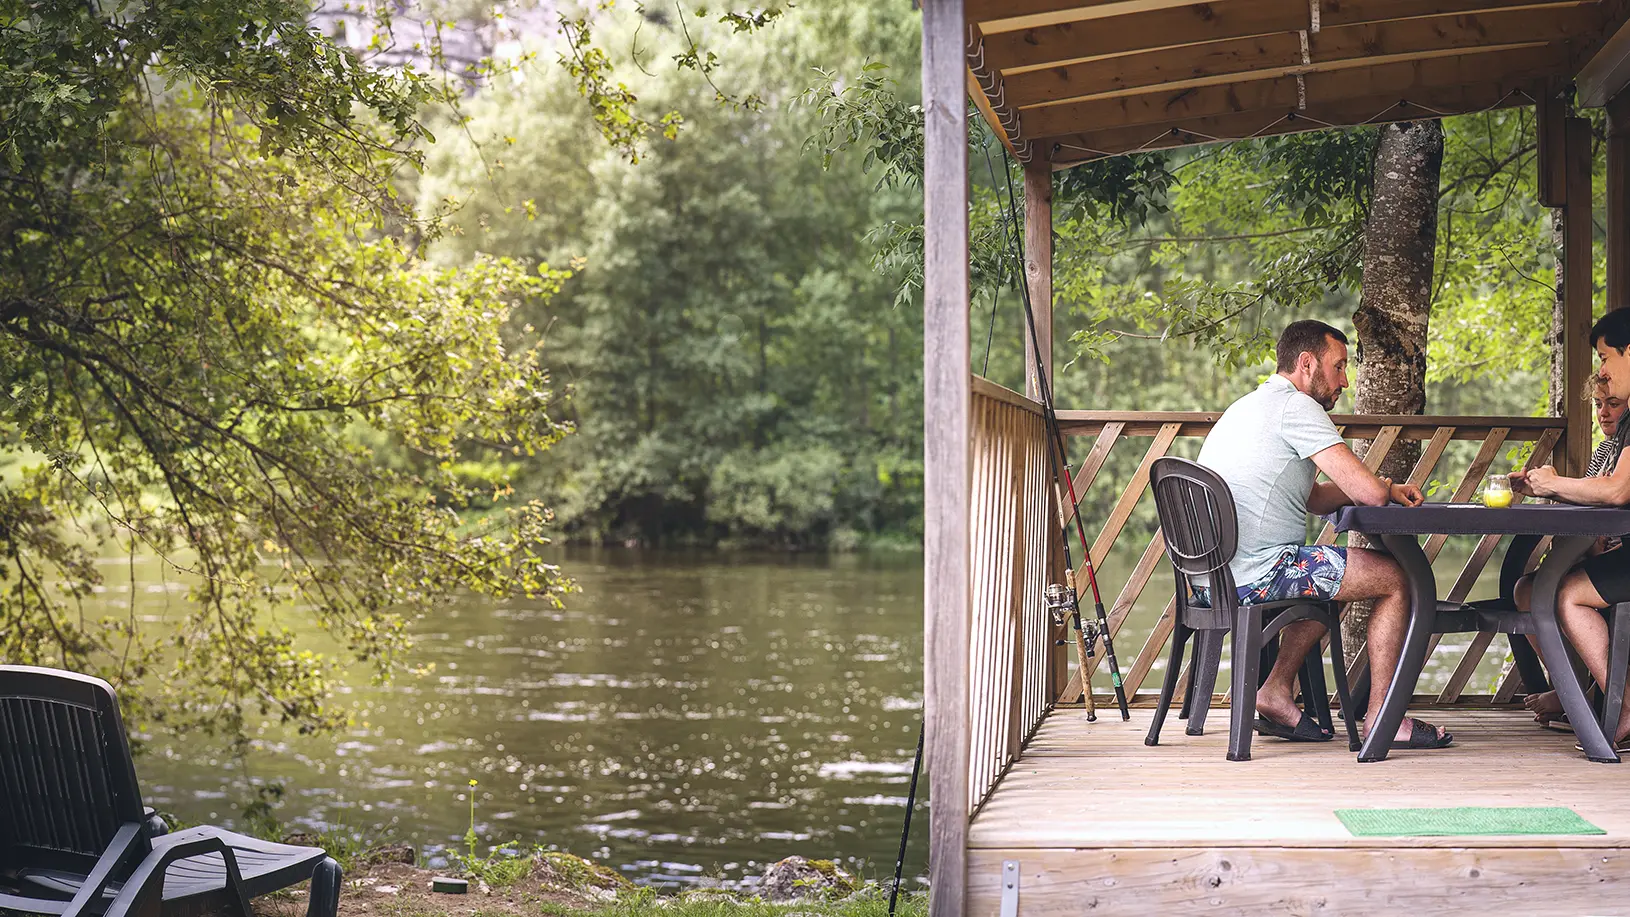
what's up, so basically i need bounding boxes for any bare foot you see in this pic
[1524,690,1563,724]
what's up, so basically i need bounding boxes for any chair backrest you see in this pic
[1150,457,1240,604]
[0,665,146,871]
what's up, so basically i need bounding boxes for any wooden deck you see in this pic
[968,707,1630,915]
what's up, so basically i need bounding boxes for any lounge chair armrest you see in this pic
[101,836,252,917]
[60,822,145,917]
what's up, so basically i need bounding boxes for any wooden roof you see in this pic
[966,0,1630,166]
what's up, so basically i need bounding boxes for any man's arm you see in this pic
[1307,481,1353,515]
[1513,452,1630,506]
[1309,442,1424,507]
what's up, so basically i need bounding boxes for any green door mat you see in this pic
[1335,806,1605,837]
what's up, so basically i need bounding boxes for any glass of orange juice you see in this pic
[1483,473,1513,508]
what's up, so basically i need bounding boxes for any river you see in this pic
[131,547,928,889]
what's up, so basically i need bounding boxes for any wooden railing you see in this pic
[966,377,1059,814]
[966,374,1569,813]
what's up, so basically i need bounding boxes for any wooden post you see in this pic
[1610,93,1630,312]
[1563,115,1595,475]
[1023,163,1053,400]
[1537,92,1567,208]
[922,1,969,915]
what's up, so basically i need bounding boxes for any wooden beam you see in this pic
[1573,0,1630,106]
[966,0,1189,29]
[1610,93,1630,311]
[1563,114,1596,475]
[1537,87,1568,207]
[922,0,969,914]
[1046,81,1538,164]
[1024,42,1567,139]
[1055,409,1563,439]
[980,0,1594,73]
[1023,164,1053,399]
[981,0,1310,74]
[1006,4,1589,109]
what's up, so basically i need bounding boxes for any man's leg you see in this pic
[1255,619,1326,729]
[1336,547,1449,743]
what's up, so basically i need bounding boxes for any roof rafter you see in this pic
[1005,3,1592,109]
[1047,81,1541,165]
[1024,41,1569,139]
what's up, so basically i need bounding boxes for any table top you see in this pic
[1334,502,1630,536]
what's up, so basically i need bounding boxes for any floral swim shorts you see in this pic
[1189,545,1348,608]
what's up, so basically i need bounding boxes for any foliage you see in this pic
[0,0,571,739]
[415,4,926,547]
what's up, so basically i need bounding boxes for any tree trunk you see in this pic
[1342,120,1444,661]
[1549,206,1568,417]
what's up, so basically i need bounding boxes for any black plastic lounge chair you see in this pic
[0,665,342,917]
[1144,457,1361,761]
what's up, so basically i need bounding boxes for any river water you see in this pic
[132,548,929,889]
[115,539,1505,889]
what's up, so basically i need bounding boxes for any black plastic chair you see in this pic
[1462,534,1630,739]
[1144,457,1361,761]
[0,665,342,917]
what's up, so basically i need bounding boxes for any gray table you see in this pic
[1335,503,1630,763]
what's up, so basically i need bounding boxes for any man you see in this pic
[1511,309,1630,748]
[1196,320,1450,748]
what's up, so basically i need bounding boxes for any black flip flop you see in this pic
[1399,718,1453,749]
[1254,712,1332,742]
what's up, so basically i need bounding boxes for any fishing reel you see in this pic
[1047,583,1099,654]
[1044,583,1076,627]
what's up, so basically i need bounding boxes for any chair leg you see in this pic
[1187,630,1224,736]
[1228,606,1263,762]
[1146,622,1193,746]
[1509,633,1551,695]
[1325,616,1362,752]
[1603,606,1630,741]
[307,857,342,917]
[1301,654,1334,738]
[1179,630,1204,721]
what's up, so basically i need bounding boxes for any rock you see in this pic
[359,843,417,866]
[758,856,856,903]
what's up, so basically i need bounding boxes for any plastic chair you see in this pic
[1463,534,1630,739]
[1144,457,1361,761]
[0,665,342,917]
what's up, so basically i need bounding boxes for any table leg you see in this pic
[1529,535,1619,763]
[1358,533,1439,763]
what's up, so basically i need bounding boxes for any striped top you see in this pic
[1587,425,1629,479]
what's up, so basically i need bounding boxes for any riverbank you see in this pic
[256,847,926,917]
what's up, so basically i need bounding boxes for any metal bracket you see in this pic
[1000,860,1020,917]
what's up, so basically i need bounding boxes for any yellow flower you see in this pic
[469,779,478,787]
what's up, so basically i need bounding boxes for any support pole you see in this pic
[921,1,969,915]
[1563,115,1595,476]
[1023,163,1054,400]
[1610,93,1630,312]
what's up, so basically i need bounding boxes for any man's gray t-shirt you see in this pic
[1194,375,1345,587]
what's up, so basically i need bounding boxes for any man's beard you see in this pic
[1309,380,1340,410]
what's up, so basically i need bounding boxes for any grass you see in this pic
[535,886,929,916]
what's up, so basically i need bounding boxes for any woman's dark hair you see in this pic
[1275,320,1349,373]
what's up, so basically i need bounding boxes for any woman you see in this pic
[1518,372,1629,731]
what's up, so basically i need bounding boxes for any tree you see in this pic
[1,0,571,739]
[1343,120,1445,648]
[414,4,927,547]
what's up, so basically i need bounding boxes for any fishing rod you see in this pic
[986,143,1130,721]
[887,723,924,917]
